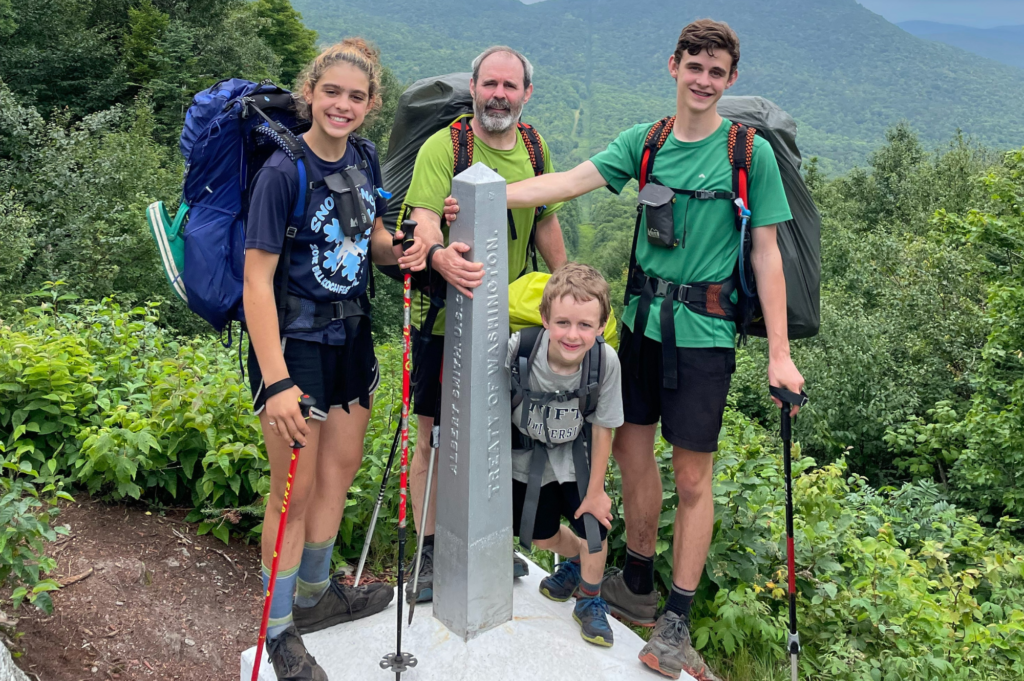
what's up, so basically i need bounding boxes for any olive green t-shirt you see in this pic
[590,118,792,348]
[403,121,561,334]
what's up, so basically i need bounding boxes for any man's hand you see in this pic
[433,241,484,297]
[575,489,613,530]
[442,195,459,225]
[768,355,805,416]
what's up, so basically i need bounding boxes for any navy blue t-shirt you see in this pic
[247,136,387,344]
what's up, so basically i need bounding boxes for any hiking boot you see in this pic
[638,611,722,681]
[539,559,581,602]
[573,595,614,647]
[406,542,433,603]
[293,578,394,634]
[602,567,659,627]
[513,553,529,578]
[265,624,328,681]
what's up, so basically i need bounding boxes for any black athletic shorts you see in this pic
[410,326,444,419]
[249,321,379,421]
[511,479,609,543]
[617,326,735,452]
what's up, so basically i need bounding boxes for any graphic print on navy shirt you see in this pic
[246,136,387,342]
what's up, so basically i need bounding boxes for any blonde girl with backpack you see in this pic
[244,39,404,680]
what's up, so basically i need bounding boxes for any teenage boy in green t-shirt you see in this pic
[394,45,566,604]
[443,20,805,680]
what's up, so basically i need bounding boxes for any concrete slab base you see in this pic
[241,554,693,681]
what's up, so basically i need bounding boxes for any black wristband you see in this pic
[263,377,296,400]
[427,244,444,270]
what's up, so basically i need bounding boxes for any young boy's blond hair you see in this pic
[539,263,611,326]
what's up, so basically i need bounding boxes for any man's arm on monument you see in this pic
[534,213,567,271]
[507,161,608,210]
[407,206,484,298]
[574,424,613,529]
[751,225,805,416]
[442,161,609,223]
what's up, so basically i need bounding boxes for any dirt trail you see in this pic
[15,500,265,680]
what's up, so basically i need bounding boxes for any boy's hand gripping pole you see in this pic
[252,394,316,681]
[769,385,808,681]
[381,220,418,678]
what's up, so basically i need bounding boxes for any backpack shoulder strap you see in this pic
[510,326,544,413]
[450,115,475,177]
[638,116,676,191]
[517,122,545,177]
[579,336,604,419]
[728,123,756,229]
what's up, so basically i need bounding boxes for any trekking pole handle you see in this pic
[396,219,417,252]
[769,386,809,409]
[291,394,316,449]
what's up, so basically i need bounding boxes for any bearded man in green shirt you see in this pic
[443,20,805,680]
[395,45,567,604]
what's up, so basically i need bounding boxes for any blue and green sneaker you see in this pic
[573,595,614,647]
[539,559,581,602]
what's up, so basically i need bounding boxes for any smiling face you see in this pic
[542,294,606,373]
[669,47,737,116]
[303,62,372,141]
[471,51,533,133]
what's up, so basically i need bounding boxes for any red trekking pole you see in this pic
[251,393,315,681]
[381,220,418,678]
[770,385,808,681]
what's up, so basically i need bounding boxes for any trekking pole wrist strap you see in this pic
[264,378,296,400]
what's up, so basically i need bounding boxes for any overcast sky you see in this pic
[855,0,1024,27]
[520,0,1024,28]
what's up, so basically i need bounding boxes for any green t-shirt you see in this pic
[590,118,792,348]
[403,121,562,334]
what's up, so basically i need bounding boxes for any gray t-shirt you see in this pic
[507,330,624,485]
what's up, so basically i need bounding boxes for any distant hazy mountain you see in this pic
[898,21,1024,70]
[294,0,1024,170]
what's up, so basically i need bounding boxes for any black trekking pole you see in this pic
[769,385,809,681]
[381,220,418,679]
[353,418,401,587]
[408,374,442,626]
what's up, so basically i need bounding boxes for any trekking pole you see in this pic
[408,374,442,625]
[769,385,808,681]
[381,220,418,678]
[353,418,402,587]
[252,394,316,681]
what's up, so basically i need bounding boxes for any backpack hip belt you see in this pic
[282,293,371,332]
[512,328,604,555]
[626,267,738,390]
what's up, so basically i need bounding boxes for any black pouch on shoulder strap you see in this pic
[638,183,678,249]
[323,166,372,238]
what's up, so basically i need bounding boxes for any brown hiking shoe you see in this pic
[638,611,722,681]
[602,568,659,627]
[293,578,394,634]
[266,624,328,681]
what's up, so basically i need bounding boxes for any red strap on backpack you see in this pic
[638,116,675,191]
[728,123,756,228]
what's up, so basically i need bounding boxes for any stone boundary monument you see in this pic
[240,164,686,680]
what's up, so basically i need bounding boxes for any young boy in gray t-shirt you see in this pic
[507,263,624,647]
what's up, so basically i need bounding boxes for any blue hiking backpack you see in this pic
[147,79,312,332]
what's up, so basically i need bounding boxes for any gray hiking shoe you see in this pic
[602,567,659,627]
[266,624,328,681]
[293,578,394,634]
[406,543,434,603]
[638,611,722,681]
[513,553,529,578]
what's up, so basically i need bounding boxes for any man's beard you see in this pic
[473,95,523,133]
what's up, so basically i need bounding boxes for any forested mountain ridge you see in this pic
[295,0,1024,171]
